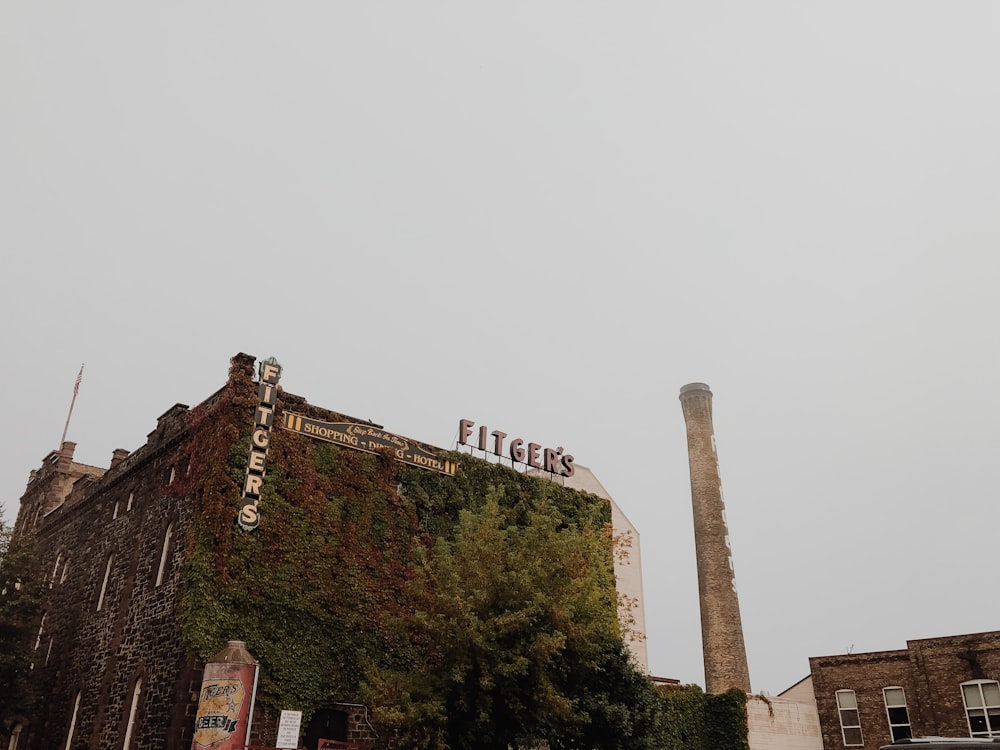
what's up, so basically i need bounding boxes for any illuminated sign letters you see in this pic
[458,419,575,477]
[238,358,282,531]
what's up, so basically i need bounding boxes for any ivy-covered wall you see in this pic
[169,356,749,750]
[658,686,749,750]
[171,359,623,747]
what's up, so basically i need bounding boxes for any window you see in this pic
[168,466,176,485]
[34,611,46,650]
[836,689,864,746]
[60,557,70,583]
[121,677,142,749]
[963,680,1000,737]
[883,687,911,741]
[8,723,22,750]
[50,553,63,587]
[64,691,81,750]
[113,501,119,520]
[97,554,114,611]
[126,493,134,512]
[155,523,174,587]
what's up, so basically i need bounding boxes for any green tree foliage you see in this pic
[367,491,663,750]
[174,375,746,750]
[0,509,45,723]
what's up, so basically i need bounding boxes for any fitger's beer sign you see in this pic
[237,357,282,532]
[458,419,575,477]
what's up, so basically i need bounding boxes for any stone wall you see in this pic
[13,410,199,750]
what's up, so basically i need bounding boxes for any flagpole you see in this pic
[60,364,84,447]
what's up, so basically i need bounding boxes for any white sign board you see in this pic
[276,710,303,749]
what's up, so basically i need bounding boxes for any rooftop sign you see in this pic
[458,419,575,477]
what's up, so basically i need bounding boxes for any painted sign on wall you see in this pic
[190,641,259,750]
[280,412,457,476]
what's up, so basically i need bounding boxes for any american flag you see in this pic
[74,365,84,397]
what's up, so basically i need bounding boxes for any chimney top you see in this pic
[679,383,712,398]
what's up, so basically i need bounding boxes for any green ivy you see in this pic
[657,685,748,750]
[173,370,747,750]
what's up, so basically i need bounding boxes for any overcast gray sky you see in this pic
[3,2,999,695]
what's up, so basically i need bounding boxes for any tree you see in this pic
[368,489,662,750]
[0,508,44,724]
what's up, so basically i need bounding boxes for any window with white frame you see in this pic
[883,687,911,741]
[155,523,174,587]
[836,689,864,746]
[963,680,1000,737]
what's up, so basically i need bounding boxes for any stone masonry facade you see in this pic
[809,631,1000,750]
[6,354,388,750]
[11,400,203,750]
[10,352,583,750]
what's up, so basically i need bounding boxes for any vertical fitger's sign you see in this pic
[458,419,575,477]
[238,358,282,532]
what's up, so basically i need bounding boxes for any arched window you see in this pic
[7,722,22,750]
[64,691,81,750]
[97,554,114,611]
[836,689,863,746]
[962,680,1000,737]
[50,552,63,587]
[883,686,911,741]
[155,523,174,587]
[34,611,46,650]
[121,677,142,749]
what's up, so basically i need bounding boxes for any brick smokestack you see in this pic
[678,383,751,694]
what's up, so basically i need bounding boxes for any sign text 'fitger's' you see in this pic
[458,419,574,477]
[238,358,281,531]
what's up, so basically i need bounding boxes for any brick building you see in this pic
[809,631,1000,750]
[2,353,646,750]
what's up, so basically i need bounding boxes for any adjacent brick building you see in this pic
[809,631,1000,750]
[2,353,646,750]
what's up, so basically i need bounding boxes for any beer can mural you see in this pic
[191,641,259,750]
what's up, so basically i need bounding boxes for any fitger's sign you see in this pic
[458,419,575,477]
[281,413,458,477]
[237,358,282,532]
